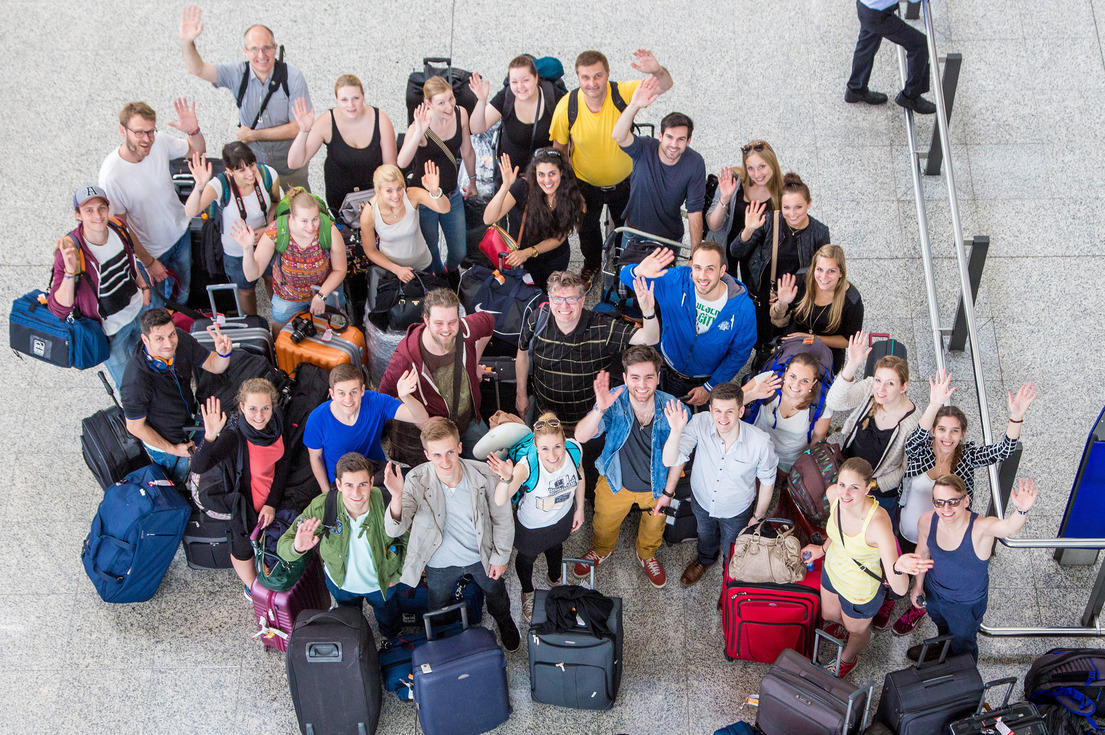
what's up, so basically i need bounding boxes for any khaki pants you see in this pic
[592,476,665,560]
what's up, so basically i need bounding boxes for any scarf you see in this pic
[237,409,284,447]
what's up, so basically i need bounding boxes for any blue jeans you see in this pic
[691,494,754,567]
[140,230,192,305]
[143,444,191,487]
[425,561,511,625]
[325,576,406,639]
[420,188,466,274]
[270,290,345,325]
[104,315,142,389]
[925,589,987,662]
[221,253,258,290]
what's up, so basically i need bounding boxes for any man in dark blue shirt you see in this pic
[612,76,706,247]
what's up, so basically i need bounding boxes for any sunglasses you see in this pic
[535,148,562,158]
[741,142,767,155]
[932,496,967,508]
[533,418,562,430]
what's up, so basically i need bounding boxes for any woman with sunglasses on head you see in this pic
[468,56,558,183]
[487,413,585,622]
[801,457,932,678]
[884,370,1036,636]
[482,149,585,292]
[358,162,449,284]
[706,140,783,285]
[398,76,477,276]
[287,74,398,216]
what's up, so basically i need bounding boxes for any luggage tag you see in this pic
[215,313,226,327]
[321,327,333,342]
[993,719,1013,735]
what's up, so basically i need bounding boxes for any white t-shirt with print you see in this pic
[515,439,582,529]
[750,371,833,473]
[695,292,728,334]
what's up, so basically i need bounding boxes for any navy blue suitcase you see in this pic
[412,604,511,735]
[81,465,190,603]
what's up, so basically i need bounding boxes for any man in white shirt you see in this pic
[656,382,778,589]
[99,100,206,303]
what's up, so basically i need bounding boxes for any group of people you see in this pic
[47,3,1033,681]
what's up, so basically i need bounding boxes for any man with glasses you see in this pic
[906,474,1038,662]
[179,5,312,191]
[623,242,756,407]
[99,100,207,303]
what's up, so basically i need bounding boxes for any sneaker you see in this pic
[497,617,521,652]
[895,91,937,115]
[822,622,849,642]
[573,549,610,578]
[825,655,859,678]
[844,88,889,105]
[520,592,534,623]
[243,584,253,602]
[637,552,667,588]
[892,605,928,636]
[872,597,897,629]
[545,574,562,588]
[580,266,598,292]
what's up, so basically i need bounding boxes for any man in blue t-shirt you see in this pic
[611,76,706,248]
[304,363,428,496]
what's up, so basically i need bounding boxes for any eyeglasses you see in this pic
[533,419,562,430]
[244,44,277,55]
[125,126,157,138]
[549,295,582,305]
[932,496,967,508]
[741,142,767,155]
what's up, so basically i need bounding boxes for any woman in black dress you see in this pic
[468,56,557,182]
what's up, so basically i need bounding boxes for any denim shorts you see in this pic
[822,568,886,620]
[271,290,345,324]
[222,253,257,290]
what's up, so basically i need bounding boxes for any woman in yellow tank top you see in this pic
[801,457,932,678]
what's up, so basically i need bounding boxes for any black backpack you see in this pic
[567,83,627,132]
[279,363,333,512]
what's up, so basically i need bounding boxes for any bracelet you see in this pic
[1016,508,1030,516]
[892,561,904,575]
[429,188,443,200]
[662,490,675,498]
[752,516,765,523]
[642,312,656,319]
[142,259,155,268]
[531,246,539,257]
[314,292,326,300]
[216,350,232,358]
[63,274,76,280]
[188,128,201,136]
[139,286,150,291]
[1009,418,1024,424]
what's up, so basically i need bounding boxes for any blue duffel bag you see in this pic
[82,465,190,603]
[10,289,109,369]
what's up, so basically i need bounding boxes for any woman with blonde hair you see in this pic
[773,243,863,372]
[357,161,450,283]
[287,74,397,215]
[397,76,477,275]
[487,413,584,622]
[707,139,784,283]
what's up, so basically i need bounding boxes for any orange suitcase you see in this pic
[275,311,368,376]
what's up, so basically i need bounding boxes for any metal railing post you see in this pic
[947,236,990,352]
[924,53,963,176]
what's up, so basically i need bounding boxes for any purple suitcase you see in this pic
[251,554,329,652]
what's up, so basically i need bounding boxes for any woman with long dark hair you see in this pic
[468,56,557,180]
[482,148,585,291]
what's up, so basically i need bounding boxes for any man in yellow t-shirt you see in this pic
[550,49,673,287]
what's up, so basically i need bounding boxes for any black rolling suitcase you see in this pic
[947,677,1049,735]
[874,635,984,735]
[662,464,697,545]
[81,371,149,489]
[865,332,907,376]
[528,558,623,709]
[182,507,233,570]
[286,606,382,735]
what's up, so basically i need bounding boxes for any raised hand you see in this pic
[421,160,441,193]
[383,461,404,498]
[396,368,419,399]
[717,166,738,201]
[845,330,872,369]
[630,49,661,75]
[207,322,232,356]
[167,97,199,135]
[497,152,518,189]
[292,97,315,133]
[229,221,256,251]
[292,517,322,553]
[664,398,689,432]
[630,75,661,108]
[746,374,782,402]
[187,150,212,189]
[632,275,656,316]
[928,370,955,406]
[486,453,514,482]
[1008,383,1037,421]
[200,396,227,440]
[412,102,432,135]
[593,370,625,411]
[895,553,935,576]
[468,72,490,101]
[775,272,798,307]
[633,247,675,280]
[59,238,79,275]
[743,199,766,233]
[1010,477,1039,513]
[180,5,204,44]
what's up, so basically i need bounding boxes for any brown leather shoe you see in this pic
[717,591,724,611]
[681,561,708,586]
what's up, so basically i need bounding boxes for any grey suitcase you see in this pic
[528,558,623,710]
[189,284,275,362]
[874,635,984,735]
[757,630,872,735]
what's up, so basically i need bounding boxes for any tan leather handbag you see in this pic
[727,518,806,584]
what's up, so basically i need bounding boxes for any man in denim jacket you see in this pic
[573,345,682,588]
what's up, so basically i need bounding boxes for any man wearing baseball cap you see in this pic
[47,186,151,387]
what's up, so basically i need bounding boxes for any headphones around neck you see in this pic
[144,345,174,370]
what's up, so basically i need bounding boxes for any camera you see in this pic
[659,497,683,525]
[288,315,318,344]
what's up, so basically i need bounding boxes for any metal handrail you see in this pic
[903,0,1105,637]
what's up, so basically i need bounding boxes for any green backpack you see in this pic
[272,191,333,254]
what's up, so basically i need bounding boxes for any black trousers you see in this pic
[847,0,930,99]
[578,178,631,272]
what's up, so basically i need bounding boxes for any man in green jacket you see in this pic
[278,452,406,637]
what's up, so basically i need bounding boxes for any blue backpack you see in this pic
[82,465,190,603]
[507,433,583,505]
[743,337,834,443]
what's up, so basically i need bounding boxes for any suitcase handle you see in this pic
[305,641,343,662]
[812,628,845,670]
[97,370,123,411]
[423,57,452,66]
[424,602,468,640]
[562,557,595,590]
[975,676,1017,715]
[842,685,873,733]
[913,634,953,670]
[867,332,890,345]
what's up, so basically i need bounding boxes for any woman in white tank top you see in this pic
[359,162,450,282]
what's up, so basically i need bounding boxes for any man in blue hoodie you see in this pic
[620,241,756,407]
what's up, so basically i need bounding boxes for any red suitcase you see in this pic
[723,551,822,662]
[250,554,330,652]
